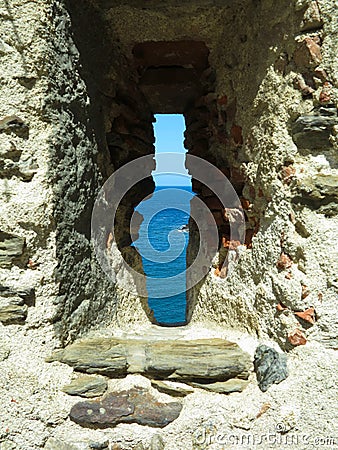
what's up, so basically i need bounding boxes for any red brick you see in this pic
[288,329,307,346]
[294,307,315,325]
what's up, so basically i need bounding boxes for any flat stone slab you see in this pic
[0,285,34,324]
[48,337,251,382]
[0,297,27,324]
[188,378,249,394]
[151,379,194,397]
[62,375,108,398]
[0,231,25,268]
[70,387,182,428]
[292,111,338,150]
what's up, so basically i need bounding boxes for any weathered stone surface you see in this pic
[189,378,249,394]
[0,231,25,268]
[254,345,288,392]
[44,438,89,450]
[293,173,338,215]
[70,387,182,428]
[272,273,304,311]
[89,441,109,450]
[0,0,338,447]
[48,338,252,382]
[146,339,251,381]
[44,438,110,450]
[47,339,128,376]
[293,37,322,68]
[151,379,194,397]
[0,297,28,324]
[0,285,35,324]
[0,285,35,306]
[297,174,338,199]
[292,113,338,150]
[62,375,108,398]
[0,115,29,138]
[0,441,17,450]
[150,434,165,450]
[0,153,38,181]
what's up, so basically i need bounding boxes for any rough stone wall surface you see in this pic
[0,0,151,346]
[0,0,58,329]
[100,0,338,349]
[188,0,338,351]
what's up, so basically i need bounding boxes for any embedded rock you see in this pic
[0,285,35,324]
[0,115,29,138]
[89,442,109,450]
[188,378,249,394]
[254,345,288,392]
[48,337,252,382]
[146,338,251,381]
[47,338,128,376]
[296,174,338,199]
[62,375,108,398]
[288,329,307,346]
[292,112,338,150]
[0,296,28,324]
[0,285,35,306]
[293,37,322,69]
[44,438,89,450]
[293,173,338,215]
[294,307,316,325]
[151,380,194,397]
[0,231,25,268]
[69,387,182,428]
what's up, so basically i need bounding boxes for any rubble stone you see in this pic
[70,387,182,428]
[254,345,288,392]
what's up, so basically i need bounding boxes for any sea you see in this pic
[134,186,194,325]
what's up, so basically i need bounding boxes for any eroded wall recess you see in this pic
[64,0,338,349]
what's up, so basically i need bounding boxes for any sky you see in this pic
[152,114,192,187]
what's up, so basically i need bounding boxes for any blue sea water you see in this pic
[134,186,194,324]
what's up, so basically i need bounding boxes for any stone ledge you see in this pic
[47,337,252,382]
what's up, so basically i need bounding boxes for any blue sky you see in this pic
[152,114,191,186]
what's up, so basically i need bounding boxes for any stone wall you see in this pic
[0,0,153,346]
[187,0,338,351]
[0,1,338,449]
[1,0,337,347]
[0,0,60,336]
